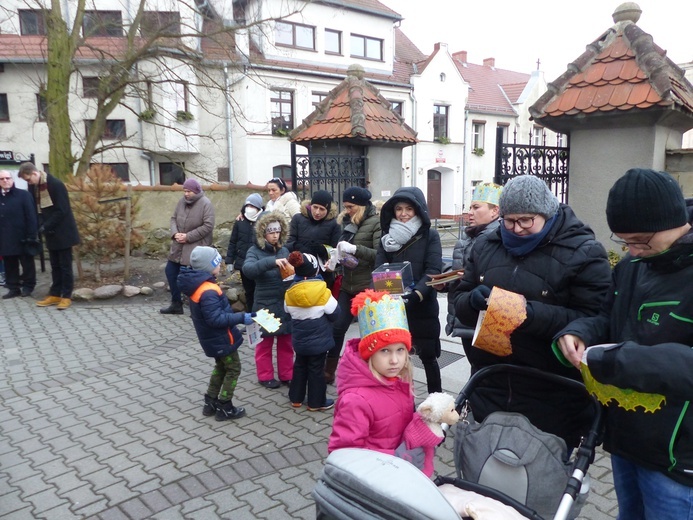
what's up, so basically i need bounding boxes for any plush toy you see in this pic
[402,392,460,477]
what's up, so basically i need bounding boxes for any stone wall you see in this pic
[92,183,275,257]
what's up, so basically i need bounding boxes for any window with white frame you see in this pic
[275,21,315,50]
[271,90,294,134]
[325,29,341,55]
[350,34,383,61]
[312,91,328,107]
[433,105,448,141]
[0,94,9,121]
[532,126,544,146]
[390,101,403,117]
[472,122,485,150]
[556,133,566,147]
[497,124,509,143]
[83,11,123,37]
[19,9,46,35]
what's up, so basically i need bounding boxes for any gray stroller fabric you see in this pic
[455,411,578,519]
[313,448,461,520]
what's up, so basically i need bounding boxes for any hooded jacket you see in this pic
[286,200,341,254]
[376,187,443,352]
[266,190,300,221]
[328,338,414,454]
[555,199,693,486]
[337,203,381,295]
[177,268,244,358]
[168,191,215,265]
[284,276,340,355]
[242,211,291,336]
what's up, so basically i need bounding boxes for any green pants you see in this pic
[207,351,242,401]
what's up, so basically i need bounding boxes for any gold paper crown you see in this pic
[351,290,411,359]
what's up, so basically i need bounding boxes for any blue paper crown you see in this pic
[471,183,502,206]
[357,293,409,340]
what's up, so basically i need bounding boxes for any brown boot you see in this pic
[324,358,340,385]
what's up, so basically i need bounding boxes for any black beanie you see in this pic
[343,186,371,206]
[311,190,333,209]
[288,251,320,277]
[606,168,687,233]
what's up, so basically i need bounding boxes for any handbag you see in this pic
[331,274,343,298]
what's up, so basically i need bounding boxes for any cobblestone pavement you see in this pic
[0,294,618,519]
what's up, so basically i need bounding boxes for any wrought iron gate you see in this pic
[291,142,368,205]
[493,127,570,203]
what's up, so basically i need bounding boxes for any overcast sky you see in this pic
[379,0,693,80]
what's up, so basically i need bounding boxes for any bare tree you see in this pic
[3,0,306,181]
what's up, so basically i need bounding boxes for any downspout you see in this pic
[224,64,234,183]
[409,87,417,187]
[462,108,469,214]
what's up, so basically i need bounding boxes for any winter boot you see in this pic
[202,394,218,417]
[160,300,184,315]
[215,400,246,421]
[324,357,340,385]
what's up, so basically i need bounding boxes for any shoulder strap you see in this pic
[190,281,222,303]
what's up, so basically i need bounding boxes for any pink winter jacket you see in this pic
[328,338,414,454]
[403,413,443,477]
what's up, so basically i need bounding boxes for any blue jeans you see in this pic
[612,454,693,520]
[165,260,182,303]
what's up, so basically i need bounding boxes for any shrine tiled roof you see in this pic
[530,6,693,124]
[289,64,418,145]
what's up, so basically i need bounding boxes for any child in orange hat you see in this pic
[328,290,423,467]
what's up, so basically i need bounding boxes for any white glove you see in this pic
[226,264,234,274]
[337,241,357,255]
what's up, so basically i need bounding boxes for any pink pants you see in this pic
[255,334,294,381]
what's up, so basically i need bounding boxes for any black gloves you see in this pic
[400,291,421,304]
[469,285,491,311]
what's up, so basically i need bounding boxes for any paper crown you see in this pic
[471,183,502,206]
[351,290,411,360]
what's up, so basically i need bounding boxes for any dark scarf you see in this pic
[465,221,494,239]
[500,213,558,257]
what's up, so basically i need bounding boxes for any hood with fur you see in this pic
[299,199,338,222]
[254,210,289,249]
[379,187,431,232]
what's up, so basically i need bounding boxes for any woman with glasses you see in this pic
[265,178,300,221]
[451,174,611,446]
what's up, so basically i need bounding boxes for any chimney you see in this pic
[434,42,448,52]
[453,50,467,63]
[483,57,495,68]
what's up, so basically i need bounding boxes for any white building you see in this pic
[0,0,557,216]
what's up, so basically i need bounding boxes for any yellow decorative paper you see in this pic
[472,287,527,356]
[580,363,665,413]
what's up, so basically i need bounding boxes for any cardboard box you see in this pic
[371,262,413,295]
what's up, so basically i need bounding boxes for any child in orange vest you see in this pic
[178,246,254,421]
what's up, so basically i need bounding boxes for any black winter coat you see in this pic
[286,200,340,254]
[451,204,611,446]
[555,201,693,485]
[28,173,80,251]
[178,268,244,358]
[225,208,256,270]
[376,187,442,357]
[0,186,38,256]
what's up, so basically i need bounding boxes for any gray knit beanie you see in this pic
[606,168,687,233]
[190,246,222,274]
[245,193,264,210]
[499,175,560,219]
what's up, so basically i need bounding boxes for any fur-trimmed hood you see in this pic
[254,210,289,249]
[299,200,338,221]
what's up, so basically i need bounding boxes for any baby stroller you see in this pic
[313,364,603,520]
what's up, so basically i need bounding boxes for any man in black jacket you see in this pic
[556,168,693,519]
[0,171,38,298]
[18,162,80,310]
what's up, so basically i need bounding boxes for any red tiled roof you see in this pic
[530,20,693,124]
[323,0,402,19]
[452,57,530,115]
[289,65,417,144]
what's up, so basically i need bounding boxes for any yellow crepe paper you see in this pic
[580,363,665,413]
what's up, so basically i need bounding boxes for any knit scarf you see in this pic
[381,216,422,252]
[500,213,557,257]
[37,171,54,211]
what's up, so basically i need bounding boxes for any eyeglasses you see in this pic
[610,232,654,250]
[500,215,538,230]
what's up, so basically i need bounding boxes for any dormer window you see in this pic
[275,21,316,51]
[350,34,383,61]
[440,73,446,82]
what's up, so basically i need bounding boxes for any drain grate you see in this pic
[411,350,464,369]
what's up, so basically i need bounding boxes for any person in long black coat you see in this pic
[375,186,443,394]
[0,172,38,298]
[19,162,80,309]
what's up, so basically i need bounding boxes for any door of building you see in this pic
[427,170,441,218]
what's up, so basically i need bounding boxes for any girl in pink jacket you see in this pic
[328,290,416,455]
